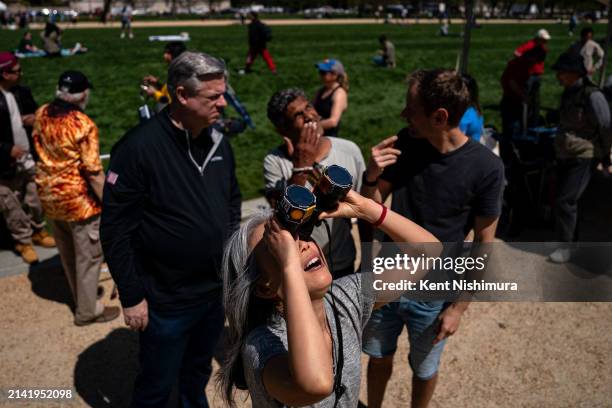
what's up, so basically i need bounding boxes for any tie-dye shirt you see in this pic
[33,101,102,222]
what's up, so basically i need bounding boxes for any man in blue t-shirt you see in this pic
[361,69,505,408]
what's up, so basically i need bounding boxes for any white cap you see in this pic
[536,29,551,40]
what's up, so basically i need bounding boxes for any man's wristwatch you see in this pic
[292,166,314,173]
[362,170,378,187]
[292,162,323,174]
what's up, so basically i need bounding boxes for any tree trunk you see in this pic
[460,0,473,74]
[547,0,556,19]
[101,0,111,23]
[504,0,516,18]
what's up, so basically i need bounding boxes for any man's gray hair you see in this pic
[167,51,226,101]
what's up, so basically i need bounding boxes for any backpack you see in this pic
[570,79,612,157]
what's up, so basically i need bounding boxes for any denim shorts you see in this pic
[362,297,447,380]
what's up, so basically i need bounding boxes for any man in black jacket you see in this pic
[0,51,55,263]
[240,11,276,75]
[101,52,241,407]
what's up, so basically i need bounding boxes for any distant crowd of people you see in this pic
[1,19,611,408]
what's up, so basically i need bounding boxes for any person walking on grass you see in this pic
[120,2,134,39]
[240,12,276,75]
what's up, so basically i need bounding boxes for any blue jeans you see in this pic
[362,297,447,380]
[132,294,224,408]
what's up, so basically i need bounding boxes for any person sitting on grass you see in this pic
[374,35,396,68]
[217,189,440,408]
[40,22,62,57]
[40,22,87,58]
[17,31,39,54]
[142,41,187,110]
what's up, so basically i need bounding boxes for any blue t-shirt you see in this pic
[459,106,484,142]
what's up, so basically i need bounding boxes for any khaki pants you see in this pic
[52,214,104,322]
[0,171,45,244]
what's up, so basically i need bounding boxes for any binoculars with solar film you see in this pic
[276,164,353,239]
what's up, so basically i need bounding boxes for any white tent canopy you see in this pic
[0,1,7,12]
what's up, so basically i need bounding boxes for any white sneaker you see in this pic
[129,33,134,39]
[238,69,245,75]
[549,248,571,264]
[71,42,82,55]
[120,32,125,39]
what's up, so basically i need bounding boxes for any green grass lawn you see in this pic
[1,23,608,199]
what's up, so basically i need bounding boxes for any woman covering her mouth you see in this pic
[217,189,439,407]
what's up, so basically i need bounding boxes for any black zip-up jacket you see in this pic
[101,109,241,310]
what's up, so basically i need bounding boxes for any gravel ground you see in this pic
[0,261,610,407]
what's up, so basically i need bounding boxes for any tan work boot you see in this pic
[32,230,56,248]
[15,243,39,264]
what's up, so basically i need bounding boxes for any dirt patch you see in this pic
[0,265,610,407]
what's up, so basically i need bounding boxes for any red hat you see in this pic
[0,52,18,73]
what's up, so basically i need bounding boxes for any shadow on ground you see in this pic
[27,254,74,311]
[74,326,231,408]
[74,328,139,407]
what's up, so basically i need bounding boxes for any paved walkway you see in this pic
[0,197,270,279]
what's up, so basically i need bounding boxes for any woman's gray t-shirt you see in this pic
[242,273,375,407]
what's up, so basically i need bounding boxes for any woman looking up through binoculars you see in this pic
[217,189,440,407]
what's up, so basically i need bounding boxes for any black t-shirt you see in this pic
[381,128,505,242]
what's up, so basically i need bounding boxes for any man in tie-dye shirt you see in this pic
[33,70,119,326]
